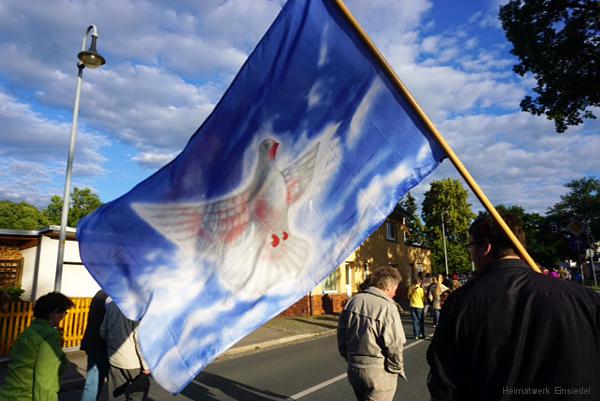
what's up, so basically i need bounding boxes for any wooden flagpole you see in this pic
[333,0,541,273]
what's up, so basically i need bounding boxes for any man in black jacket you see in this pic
[81,290,109,401]
[427,212,600,401]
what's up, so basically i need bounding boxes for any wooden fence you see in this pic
[0,297,92,357]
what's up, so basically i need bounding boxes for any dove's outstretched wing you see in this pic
[282,142,320,205]
[132,191,250,258]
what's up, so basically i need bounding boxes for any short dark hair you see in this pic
[369,267,401,290]
[469,212,526,259]
[34,292,74,320]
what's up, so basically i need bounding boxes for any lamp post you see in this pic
[441,211,449,276]
[54,25,106,291]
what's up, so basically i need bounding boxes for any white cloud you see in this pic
[132,151,178,170]
[421,35,441,53]
[0,0,597,217]
[346,0,433,66]
[0,90,108,206]
[426,112,600,213]
[35,64,219,152]
[396,64,525,120]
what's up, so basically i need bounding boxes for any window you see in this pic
[0,259,23,287]
[322,269,340,293]
[386,222,397,241]
[345,263,352,285]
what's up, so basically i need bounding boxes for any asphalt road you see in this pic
[57,316,434,401]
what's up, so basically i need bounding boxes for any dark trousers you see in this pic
[108,365,148,401]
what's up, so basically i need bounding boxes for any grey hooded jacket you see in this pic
[99,298,148,370]
[337,287,406,378]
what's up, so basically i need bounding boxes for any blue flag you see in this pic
[78,0,444,393]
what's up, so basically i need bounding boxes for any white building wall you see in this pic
[20,247,38,301]
[24,236,99,300]
[61,237,99,297]
[35,236,60,299]
[61,263,100,298]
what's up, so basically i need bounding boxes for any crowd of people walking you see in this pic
[1,210,598,401]
[0,290,150,401]
[339,211,600,401]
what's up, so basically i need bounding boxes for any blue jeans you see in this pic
[81,351,109,401]
[410,307,425,338]
[433,308,441,326]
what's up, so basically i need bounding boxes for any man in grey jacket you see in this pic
[337,266,406,401]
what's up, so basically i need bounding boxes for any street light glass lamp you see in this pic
[78,35,106,68]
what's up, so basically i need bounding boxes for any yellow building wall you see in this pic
[312,214,431,302]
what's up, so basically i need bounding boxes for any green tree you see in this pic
[42,187,103,227]
[546,177,600,259]
[421,179,476,274]
[495,205,560,267]
[69,187,102,226]
[547,177,599,234]
[499,0,600,132]
[399,192,425,244]
[0,201,48,230]
[43,196,63,225]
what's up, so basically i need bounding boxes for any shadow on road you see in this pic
[184,371,291,400]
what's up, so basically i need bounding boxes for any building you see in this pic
[0,226,99,301]
[281,205,432,316]
[1,205,431,313]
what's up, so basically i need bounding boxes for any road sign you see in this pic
[566,220,585,237]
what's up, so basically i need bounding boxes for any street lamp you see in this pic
[441,210,449,276]
[54,25,106,291]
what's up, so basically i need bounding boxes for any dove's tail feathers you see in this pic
[217,233,311,301]
[269,234,310,275]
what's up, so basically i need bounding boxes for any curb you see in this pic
[224,329,336,356]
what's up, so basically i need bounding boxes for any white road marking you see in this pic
[289,339,426,400]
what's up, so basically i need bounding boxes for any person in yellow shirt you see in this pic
[407,278,426,339]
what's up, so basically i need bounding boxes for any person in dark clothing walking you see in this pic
[80,290,109,401]
[427,212,600,401]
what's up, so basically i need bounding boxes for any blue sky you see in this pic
[1,0,598,215]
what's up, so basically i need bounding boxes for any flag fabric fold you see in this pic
[78,0,445,393]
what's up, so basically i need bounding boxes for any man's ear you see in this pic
[482,242,492,256]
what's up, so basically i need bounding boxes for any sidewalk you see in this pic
[0,314,340,393]
[225,314,339,356]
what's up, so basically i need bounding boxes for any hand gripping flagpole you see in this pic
[333,0,540,273]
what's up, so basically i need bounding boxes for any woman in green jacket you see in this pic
[0,292,74,401]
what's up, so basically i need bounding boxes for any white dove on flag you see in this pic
[132,138,320,299]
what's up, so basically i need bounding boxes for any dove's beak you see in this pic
[269,142,279,160]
